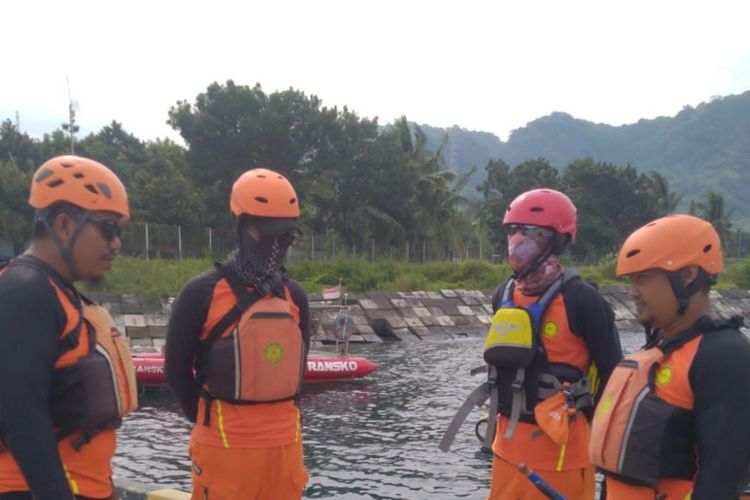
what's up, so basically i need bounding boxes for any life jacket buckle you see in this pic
[511,379,524,392]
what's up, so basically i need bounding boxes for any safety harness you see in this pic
[439,270,594,452]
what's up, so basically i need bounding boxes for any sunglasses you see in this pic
[506,224,552,238]
[247,226,297,245]
[87,217,123,241]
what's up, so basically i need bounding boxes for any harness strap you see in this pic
[438,382,490,452]
[201,391,213,426]
[484,366,499,451]
[6,257,85,358]
[196,265,283,387]
[537,373,594,411]
[202,269,277,347]
[504,366,527,439]
[54,418,123,451]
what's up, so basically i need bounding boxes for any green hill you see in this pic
[418,91,750,224]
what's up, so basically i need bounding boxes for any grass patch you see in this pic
[86,255,750,297]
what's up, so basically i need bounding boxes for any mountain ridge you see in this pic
[416,90,750,224]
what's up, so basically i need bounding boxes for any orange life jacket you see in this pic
[0,258,137,497]
[52,295,139,447]
[0,259,138,450]
[198,267,304,409]
[589,317,740,488]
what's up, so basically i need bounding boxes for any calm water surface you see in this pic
[114,331,646,499]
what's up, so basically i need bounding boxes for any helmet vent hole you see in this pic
[530,206,544,212]
[97,183,112,199]
[35,169,54,183]
[626,249,641,258]
[254,196,269,204]
[703,244,712,253]
[48,179,64,188]
[84,184,99,195]
[257,174,267,179]
[290,198,297,205]
[73,173,85,179]
[60,162,74,168]
[646,222,657,227]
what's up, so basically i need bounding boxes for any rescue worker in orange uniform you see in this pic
[0,155,138,500]
[486,189,623,500]
[165,168,310,500]
[589,214,750,499]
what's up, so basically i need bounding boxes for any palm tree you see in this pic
[401,122,469,259]
[691,191,734,243]
[648,172,683,215]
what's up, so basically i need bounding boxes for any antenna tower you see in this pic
[60,78,80,154]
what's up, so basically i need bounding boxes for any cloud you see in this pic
[2,0,749,141]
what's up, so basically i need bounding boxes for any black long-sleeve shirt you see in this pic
[165,268,312,423]
[0,256,76,499]
[689,327,750,499]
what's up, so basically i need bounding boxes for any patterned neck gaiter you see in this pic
[508,232,563,295]
[227,233,287,288]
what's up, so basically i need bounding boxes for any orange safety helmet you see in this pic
[29,155,130,220]
[230,168,300,218]
[616,214,722,277]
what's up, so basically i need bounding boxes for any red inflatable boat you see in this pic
[132,351,379,388]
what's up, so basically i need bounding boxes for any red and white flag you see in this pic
[322,284,341,300]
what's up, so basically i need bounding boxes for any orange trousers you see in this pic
[488,455,595,500]
[189,440,308,500]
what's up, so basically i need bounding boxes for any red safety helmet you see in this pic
[503,188,577,241]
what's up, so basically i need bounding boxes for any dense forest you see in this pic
[418,91,750,223]
[0,81,745,263]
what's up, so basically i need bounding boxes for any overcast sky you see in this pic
[3,0,749,142]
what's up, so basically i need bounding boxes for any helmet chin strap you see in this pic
[666,269,713,315]
[511,241,554,281]
[40,211,90,282]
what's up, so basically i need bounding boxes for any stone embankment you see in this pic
[86,287,750,349]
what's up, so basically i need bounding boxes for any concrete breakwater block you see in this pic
[94,287,750,347]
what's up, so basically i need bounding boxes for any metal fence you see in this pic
[1,221,501,263]
[114,222,500,263]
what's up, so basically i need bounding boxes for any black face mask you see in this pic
[228,230,292,288]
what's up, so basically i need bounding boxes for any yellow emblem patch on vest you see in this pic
[595,394,614,421]
[655,365,673,387]
[542,321,558,338]
[264,342,284,365]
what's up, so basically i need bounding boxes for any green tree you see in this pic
[0,159,33,254]
[562,159,658,262]
[690,191,734,243]
[129,140,207,226]
[0,120,39,172]
[168,81,379,227]
[76,121,147,188]
[648,172,683,216]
